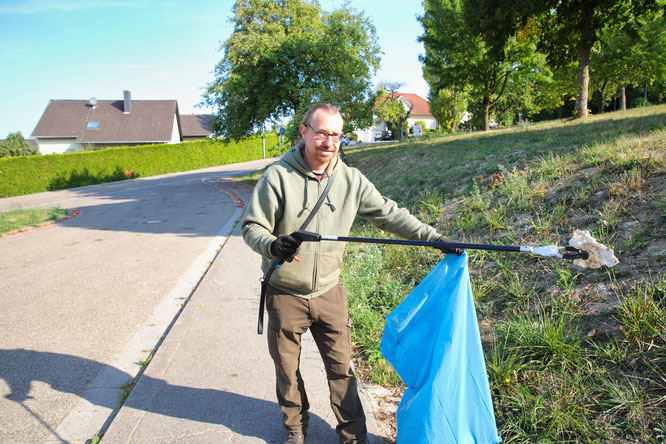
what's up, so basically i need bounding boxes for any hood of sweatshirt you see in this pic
[282,141,341,178]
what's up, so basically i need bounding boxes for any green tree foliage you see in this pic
[465,0,662,119]
[374,83,413,141]
[419,0,551,131]
[202,0,381,140]
[587,11,665,113]
[493,34,555,123]
[622,13,666,92]
[428,88,468,133]
[0,132,38,158]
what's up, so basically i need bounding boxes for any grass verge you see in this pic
[0,207,69,235]
[341,105,666,443]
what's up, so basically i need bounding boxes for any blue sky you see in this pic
[0,0,430,139]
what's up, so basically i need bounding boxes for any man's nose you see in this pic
[321,136,335,147]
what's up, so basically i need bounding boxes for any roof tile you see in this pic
[32,99,179,143]
[396,93,431,116]
[180,114,214,137]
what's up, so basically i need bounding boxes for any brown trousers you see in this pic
[266,283,367,443]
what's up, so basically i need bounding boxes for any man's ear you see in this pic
[299,124,307,139]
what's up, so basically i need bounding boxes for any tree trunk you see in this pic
[574,2,595,119]
[619,87,626,110]
[596,79,607,115]
[574,45,591,118]
[482,96,491,131]
[596,89,604,114]
[398,103,413,141]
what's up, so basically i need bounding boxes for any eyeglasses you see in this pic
[306,123,344,143]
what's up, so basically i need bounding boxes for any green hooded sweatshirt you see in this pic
[241,144,441,299]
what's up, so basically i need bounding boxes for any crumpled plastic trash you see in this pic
[381,253,501,443]
[568,229,619,269]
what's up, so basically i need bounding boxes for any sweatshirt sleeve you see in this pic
[241,172,281,259]
[356,172,440,242]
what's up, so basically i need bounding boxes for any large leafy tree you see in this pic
[419,0,550,131]
[492,30,555,123]
[202,0,381,139]
[465,0,662,119]
[0,132,38,158]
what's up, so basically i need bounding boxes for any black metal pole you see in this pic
[290,230,588,260]
[324,235,521,253]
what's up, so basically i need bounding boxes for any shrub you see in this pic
[0,134,278,197]
[0,132,38,158]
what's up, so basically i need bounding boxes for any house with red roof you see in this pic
[353,92,438,142]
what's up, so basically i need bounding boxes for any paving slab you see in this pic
[0,159,277,443]
[102,190,383,443]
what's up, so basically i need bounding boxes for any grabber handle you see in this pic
[291,230,322,242]
[562,247,589,260]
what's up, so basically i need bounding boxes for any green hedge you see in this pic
[0,134,279,198]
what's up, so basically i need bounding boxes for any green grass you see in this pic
[0,207,68,234]
[341,105,666,443]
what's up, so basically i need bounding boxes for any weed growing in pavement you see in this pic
[117,377,137,405]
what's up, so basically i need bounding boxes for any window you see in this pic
[86,121,100,129]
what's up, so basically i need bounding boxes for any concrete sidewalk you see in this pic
[101,186,383,443]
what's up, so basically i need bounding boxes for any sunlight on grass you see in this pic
[0,207,68,234]
[342,105,666,443]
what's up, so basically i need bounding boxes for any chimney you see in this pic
[123,90,131,114]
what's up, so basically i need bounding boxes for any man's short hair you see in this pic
[301,103,341,127]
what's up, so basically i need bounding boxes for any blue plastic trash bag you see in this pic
[380,253,501,444]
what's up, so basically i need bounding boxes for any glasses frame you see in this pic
[305,123,344,143]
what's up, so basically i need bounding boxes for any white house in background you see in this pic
[353,93,438,142]
[31,91,183,154]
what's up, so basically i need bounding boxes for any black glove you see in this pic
[270,234,302,262]
[436,235,464,256]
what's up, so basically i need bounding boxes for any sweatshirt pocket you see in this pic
[315,250,343,291]
[271,250,316,294]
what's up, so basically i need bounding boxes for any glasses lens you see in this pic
[313,129,341,142]
[307,124,341,142]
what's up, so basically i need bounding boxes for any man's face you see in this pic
[299,109,344,171]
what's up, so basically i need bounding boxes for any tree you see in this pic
[428,88,468,133]
[419,0,550,131]
[492,31,556,123]
[374,84,413,141]
[202,0,381,140]
[465,0,662,119]
[588,11,665,113]
[0,132,38,158]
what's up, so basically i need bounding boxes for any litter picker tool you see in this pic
[291,229,619,269]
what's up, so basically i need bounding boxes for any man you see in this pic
[242,103,460,444]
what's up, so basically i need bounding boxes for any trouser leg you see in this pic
[310,284,367,443]
[266,286,311,433]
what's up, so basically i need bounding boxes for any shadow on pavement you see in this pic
[55,174,255,238]
[0,348,342,442]
[1,165,266,238]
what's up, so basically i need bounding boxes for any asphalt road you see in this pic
[0,159,276,443]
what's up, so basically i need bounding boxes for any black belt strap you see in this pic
[258,170,337,334]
